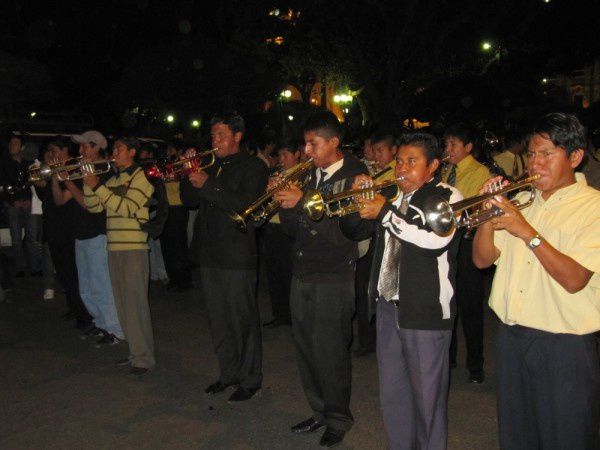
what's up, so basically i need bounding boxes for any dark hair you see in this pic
[302,110,342,140]
[210,112,246,134]
[397,132,441,164]
[443,123,476,146]
[115,136,141,152]
[370,130,396,148]
[46,137,70,151]
[532,112,586,156]
[276,138,302,154]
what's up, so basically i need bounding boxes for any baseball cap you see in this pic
[71,130,108,150]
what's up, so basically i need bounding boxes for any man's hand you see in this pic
[273,184,303,209]
[358,194,386,220]
[189,171,209,188]
[352,174,373,191]
[488,195,537,241]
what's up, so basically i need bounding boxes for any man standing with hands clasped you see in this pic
[473,113,600,450]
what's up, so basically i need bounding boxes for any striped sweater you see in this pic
[83,165,153,251]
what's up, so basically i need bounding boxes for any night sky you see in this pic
[1,0,599,134]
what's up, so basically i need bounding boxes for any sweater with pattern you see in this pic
[83,165,153,251]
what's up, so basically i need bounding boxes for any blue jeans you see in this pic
[75,235,124,338]
[5,203,42,273]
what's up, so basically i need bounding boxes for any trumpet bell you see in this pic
[230,212,248,232]
[423,196,455,236]
[303,189,326,221]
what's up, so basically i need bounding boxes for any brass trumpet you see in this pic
[231,158,314,232]
[423,174,541,235]
[151,148,218,181]
[28,157,114,182]
[304,176,405,221]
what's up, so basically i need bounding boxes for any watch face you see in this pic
[529,236,541,248]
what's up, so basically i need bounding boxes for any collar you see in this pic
[321,157,344,181]
[118,163,139,176]
[536,172,588,206]
[218,151,244,165]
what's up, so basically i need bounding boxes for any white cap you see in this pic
[71,130,108,150]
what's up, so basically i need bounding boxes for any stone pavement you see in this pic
[0,272,499,449]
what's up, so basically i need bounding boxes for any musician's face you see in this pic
[363,139,374,161]
[79,142,100,160]
[8,137,22,157]
[211,122,242,158]
[278,148,300,170]
[444,136,472,165]
[304,131,340,168]
[112,140,136,169]
[395,145,439,193]
[48,144,68,163]
[373,141,397,170]
[526,133,583,199]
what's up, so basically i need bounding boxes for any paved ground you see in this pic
[0,269,499,450]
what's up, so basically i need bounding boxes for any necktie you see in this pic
[317,169,328,188]
[446,164,457,186]
[379,195,410,301]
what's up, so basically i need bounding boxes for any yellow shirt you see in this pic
[489,174,600,334]
[493,150,525,179]
[375,160,397,182]
[165,181,182,206]
[442,154,491,198]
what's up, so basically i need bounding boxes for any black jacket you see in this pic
[279,153,368,282]
[340,177,462,330]
[180,151,269,270]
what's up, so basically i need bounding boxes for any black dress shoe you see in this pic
[291,417,325,434]
[129,366,149,376]
[353,346,375,357]
[468,369,485,384]
[319,427,346,448]
[115,358,131,366]
[204,381,236,395]
[228,386,260,403]
[263,319,279,329]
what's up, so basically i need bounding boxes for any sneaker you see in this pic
[43,289,55,300]
[95,334,122,347]
[81,326,104,340]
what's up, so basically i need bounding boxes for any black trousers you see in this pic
[450,236,484,372]
[200,267,262,389]
[355,242,375,350]
[496,322,600,450]
[160,206,191,287]
[47,231,91,323]
[263,223,293,324]
[290,276,355,431]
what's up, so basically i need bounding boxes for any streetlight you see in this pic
[481,41,492,51]
[30,112,37,118]
[166,115,175,123]
[191,119,200,128]
[288,115,294,121]
[542,78,548,84]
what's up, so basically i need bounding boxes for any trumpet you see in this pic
[304,176,405,221]
[149,148,218,181]
[231,158,314,232]
[423,174,541,235]
[28,157,114,182]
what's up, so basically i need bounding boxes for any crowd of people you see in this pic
[0,110,599,449]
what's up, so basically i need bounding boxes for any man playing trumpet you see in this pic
[472,112,600,450]
[340,132,463,450]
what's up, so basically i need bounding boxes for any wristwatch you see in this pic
[527,234,543,250]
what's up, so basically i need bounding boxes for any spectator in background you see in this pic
[262,140,301,329]
[0,135,41,277]
[442,124,491,383]
[138,144,169,284]
[494,129,527,180]
[160,141,193,292]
